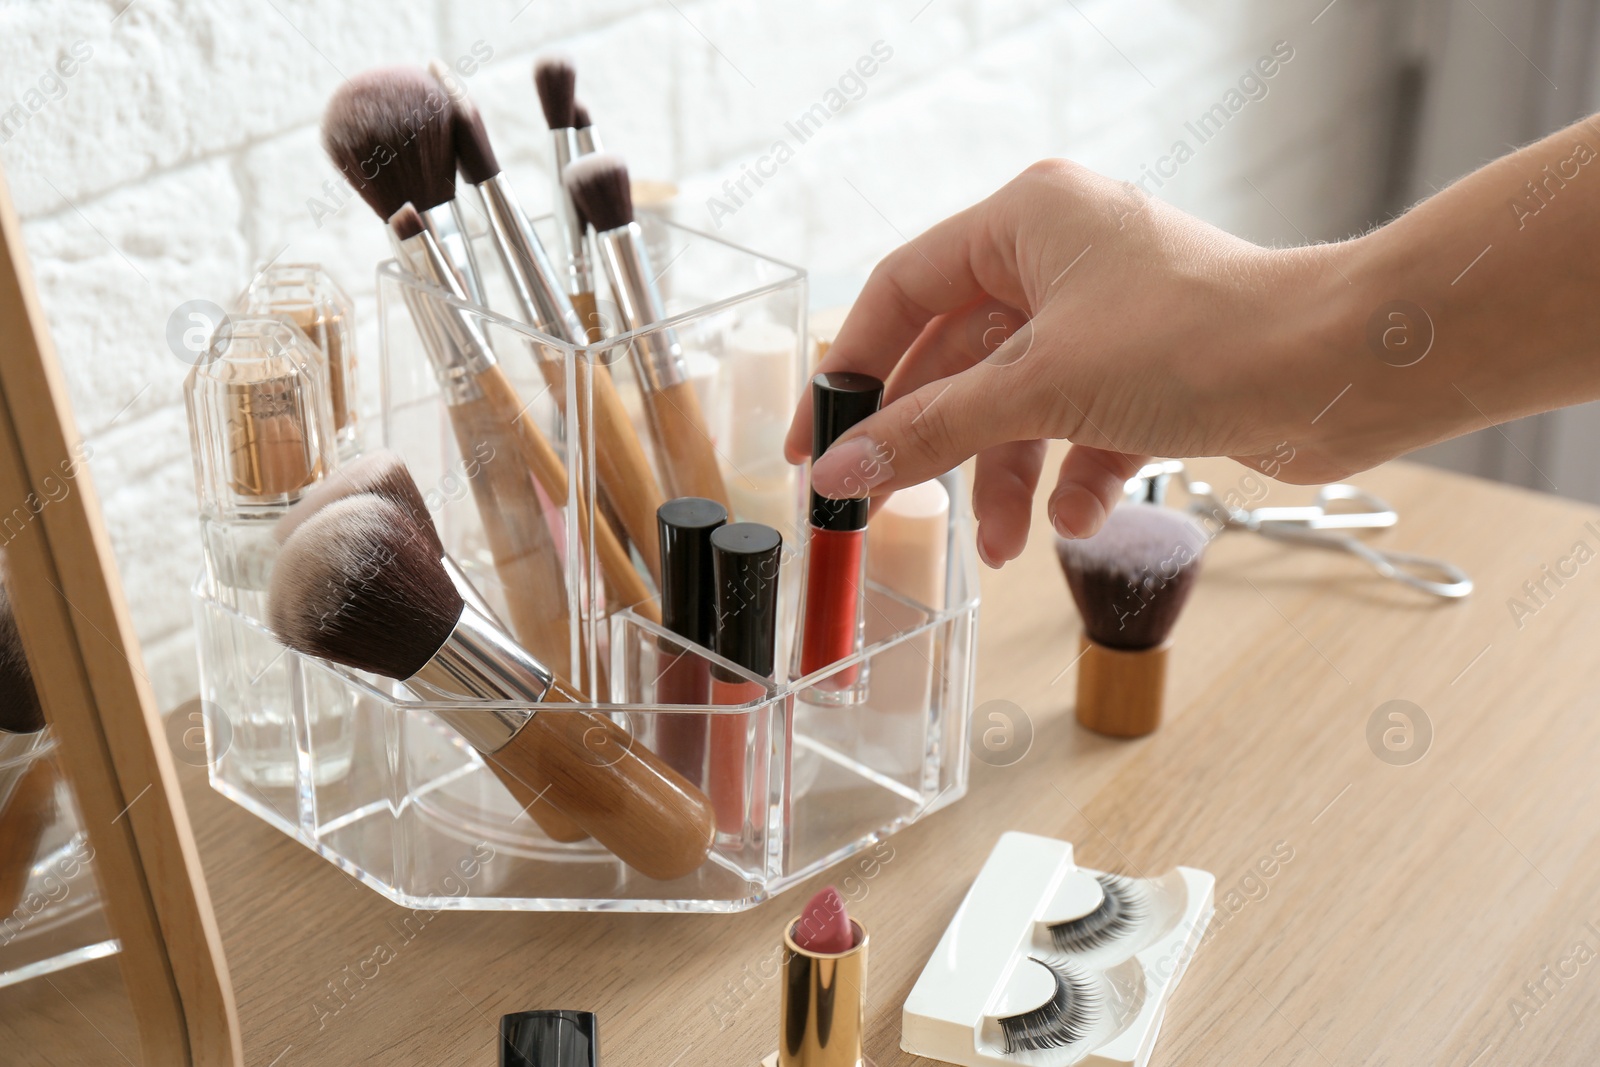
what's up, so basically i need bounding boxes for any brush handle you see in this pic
[481,684,716,880]
[569,290,606,345]
[1074,634,1168,738]
[486,760,589,843]
[647,379,732,510]
[447,381,575,681]
[477,363,661,625]
[0,754,56,919]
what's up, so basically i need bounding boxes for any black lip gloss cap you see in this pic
[500,1010,599,1067]
[809,372,884,532]
[658,497,728,647]
[710,522,783,678]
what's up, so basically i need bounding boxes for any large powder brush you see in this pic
[1055,504,1208,737]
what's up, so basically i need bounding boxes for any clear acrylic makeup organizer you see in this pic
[192,213,980,911]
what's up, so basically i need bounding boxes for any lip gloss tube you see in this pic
[708,522,782,838]
[654,497,727,782]
[793,373,884,705]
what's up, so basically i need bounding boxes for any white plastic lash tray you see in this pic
[901,832,1214,1066]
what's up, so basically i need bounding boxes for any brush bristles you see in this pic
[273,450,443,556]
[563,152,633,233]
[426,58,466,105]
[1055,504,1207,650]
[0,559,45,734]
[533,54,576,129]
[321,66,459,221]
[451,96,500,185]
[269,495,463,680]
[573,100,592,129]
[389,202,425,241]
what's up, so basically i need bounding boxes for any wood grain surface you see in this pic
[8,453,1600,1067]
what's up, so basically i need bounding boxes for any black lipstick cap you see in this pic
[711,522,783,678]
[500,1010,599,1067]
[658,497,728,647]
[809,372,884,532]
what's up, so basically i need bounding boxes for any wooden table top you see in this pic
[9,454,1600,1067]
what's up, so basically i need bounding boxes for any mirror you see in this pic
[0,166,240,1063]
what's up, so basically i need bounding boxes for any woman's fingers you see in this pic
[973,439,1048,568]
[1046,445,1151,540]
[783,199,1021,463]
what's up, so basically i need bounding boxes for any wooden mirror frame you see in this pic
[0,166,241,1063]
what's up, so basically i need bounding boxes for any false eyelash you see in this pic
[1048,873,1147,954]
[998,957,1100,1054]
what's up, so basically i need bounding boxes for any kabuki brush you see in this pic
[269,494,715,880]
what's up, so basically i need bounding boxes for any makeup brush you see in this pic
[439,85,668,587]
[0,560,57,922]
[321,66,487,305]
[1055,504,1207,737]
[534,54,596,332]
[269,494,715,880]
[391,203,656,638]
[564,153,732,510]
[272,450,588,842]
[573,99,602,155]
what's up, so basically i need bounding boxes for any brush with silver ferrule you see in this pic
[268,495,715,880]
[564,152,731,508]
[573,98,602,155]
[271,453,589,843]
[441,81,584,346]
[273,449,500,625]
[534,55,589,304]
[441,93,670,585]
[321,66,487,306]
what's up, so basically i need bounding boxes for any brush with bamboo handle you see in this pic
[273,450,590,843]
[269,494,716,881]
[436,84,667,587]
[564,153,732,511]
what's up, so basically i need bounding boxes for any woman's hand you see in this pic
[784,159,1356,566]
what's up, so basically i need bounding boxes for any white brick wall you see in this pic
[0,0,1401,709]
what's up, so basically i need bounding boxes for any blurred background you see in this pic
[2,0,1598,707]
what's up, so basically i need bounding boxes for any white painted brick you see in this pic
[436,0,658,66]
[674,0,971,174]
[21,159,247,435]
[0,0,434,218]
[86,405,202,645]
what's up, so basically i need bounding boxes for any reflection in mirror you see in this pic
[0,549,140,1063]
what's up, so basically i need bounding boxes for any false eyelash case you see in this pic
[901,832,1214,1067]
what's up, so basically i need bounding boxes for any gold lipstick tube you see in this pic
[779,916,868,1067]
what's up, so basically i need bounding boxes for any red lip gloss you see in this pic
[708,522,782,838]
[794,372,884,705]
[653,497,728,782]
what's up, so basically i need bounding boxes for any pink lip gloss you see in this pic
[708,522,782,838]
[793,372,884,706]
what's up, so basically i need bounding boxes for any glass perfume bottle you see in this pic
[240,264,360,458]
[185,317,350,787]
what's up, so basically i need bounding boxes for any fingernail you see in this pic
[811,436,894,499]
[976,537,998,569]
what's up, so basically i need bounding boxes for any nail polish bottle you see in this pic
[792,372,884,706]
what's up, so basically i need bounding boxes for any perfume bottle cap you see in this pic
[499,1009,598,1067]
[657,497,728,648]
[809,372,883,532]
[711,522,782,678]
